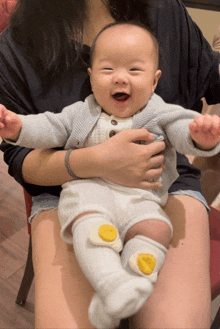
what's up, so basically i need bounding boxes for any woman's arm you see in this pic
[22,129,166,190]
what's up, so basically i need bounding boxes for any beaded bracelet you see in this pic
[65,149,78,179]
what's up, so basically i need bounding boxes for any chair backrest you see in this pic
[23,190,32,236]
[209,206,220,300]
[0,0,17,33]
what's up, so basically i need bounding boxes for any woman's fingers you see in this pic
[144,165,165,181]
[144,139,166,156]
[148,152,165,168]
[136,164,165,190]
[139,180,162,190]
[121,128,155,143]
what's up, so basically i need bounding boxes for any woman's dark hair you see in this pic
[9,0,153,87]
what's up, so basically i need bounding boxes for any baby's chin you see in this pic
[102,109,137,118]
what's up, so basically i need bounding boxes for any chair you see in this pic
[210,206,220,329]
[16,193,220,329]
[15,190,34,306]
[0,0,17,33]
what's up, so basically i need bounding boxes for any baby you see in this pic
[1,22,220,329]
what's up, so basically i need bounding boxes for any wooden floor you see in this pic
[0,148,34,328]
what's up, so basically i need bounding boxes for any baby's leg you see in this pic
[72,213,153,329]
[125,217,172,248]
[121,214,172,294]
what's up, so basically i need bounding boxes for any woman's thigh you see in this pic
[31,209,95,329]
[131,195,211,329]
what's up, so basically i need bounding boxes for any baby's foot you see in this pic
[89,293,120,329]
[105,277,153,319]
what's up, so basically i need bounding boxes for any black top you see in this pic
[0,0,220,197]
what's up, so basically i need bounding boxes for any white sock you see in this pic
[121,235,167,283]
[72,214,153,325]
[89,293,120,329]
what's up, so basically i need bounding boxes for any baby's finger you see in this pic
[193,115,205,130]
[210,115,220,135]
[189,121,198,132]
[0,105,6,120]
[200,114,213,131]
[5,113,16,124]
[0,122,5,129]
[193,114,212,132]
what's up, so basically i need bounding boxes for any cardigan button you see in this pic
[111,119,118,126]
[109,130,116,138]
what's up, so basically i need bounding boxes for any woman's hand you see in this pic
[22,129,165,189]
[71,129,166,190]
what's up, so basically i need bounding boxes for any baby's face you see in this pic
[88,25,161,118]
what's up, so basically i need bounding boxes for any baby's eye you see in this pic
[103,68,113,71]
[130,68,139,71]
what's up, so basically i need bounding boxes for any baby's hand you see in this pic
[189,114,220,150]
[0,104,22,140]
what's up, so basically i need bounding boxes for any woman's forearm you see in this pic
[22,147,103,186]
[22,149,71,185]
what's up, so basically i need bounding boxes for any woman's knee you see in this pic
[31,209,73,276]
[31,208,60,238]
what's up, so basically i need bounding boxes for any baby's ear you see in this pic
[152,70,162,92]
[88,67,92,76]
[88,68,93,91]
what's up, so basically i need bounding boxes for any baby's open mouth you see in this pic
[112,93,130,101]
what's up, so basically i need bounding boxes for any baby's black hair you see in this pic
[90,21,159,68]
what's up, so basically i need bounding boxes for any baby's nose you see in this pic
[113,72,128,84]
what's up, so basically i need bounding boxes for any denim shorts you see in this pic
[29,190,210,224]
[169,190,210,213]
[29,193,60,223]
